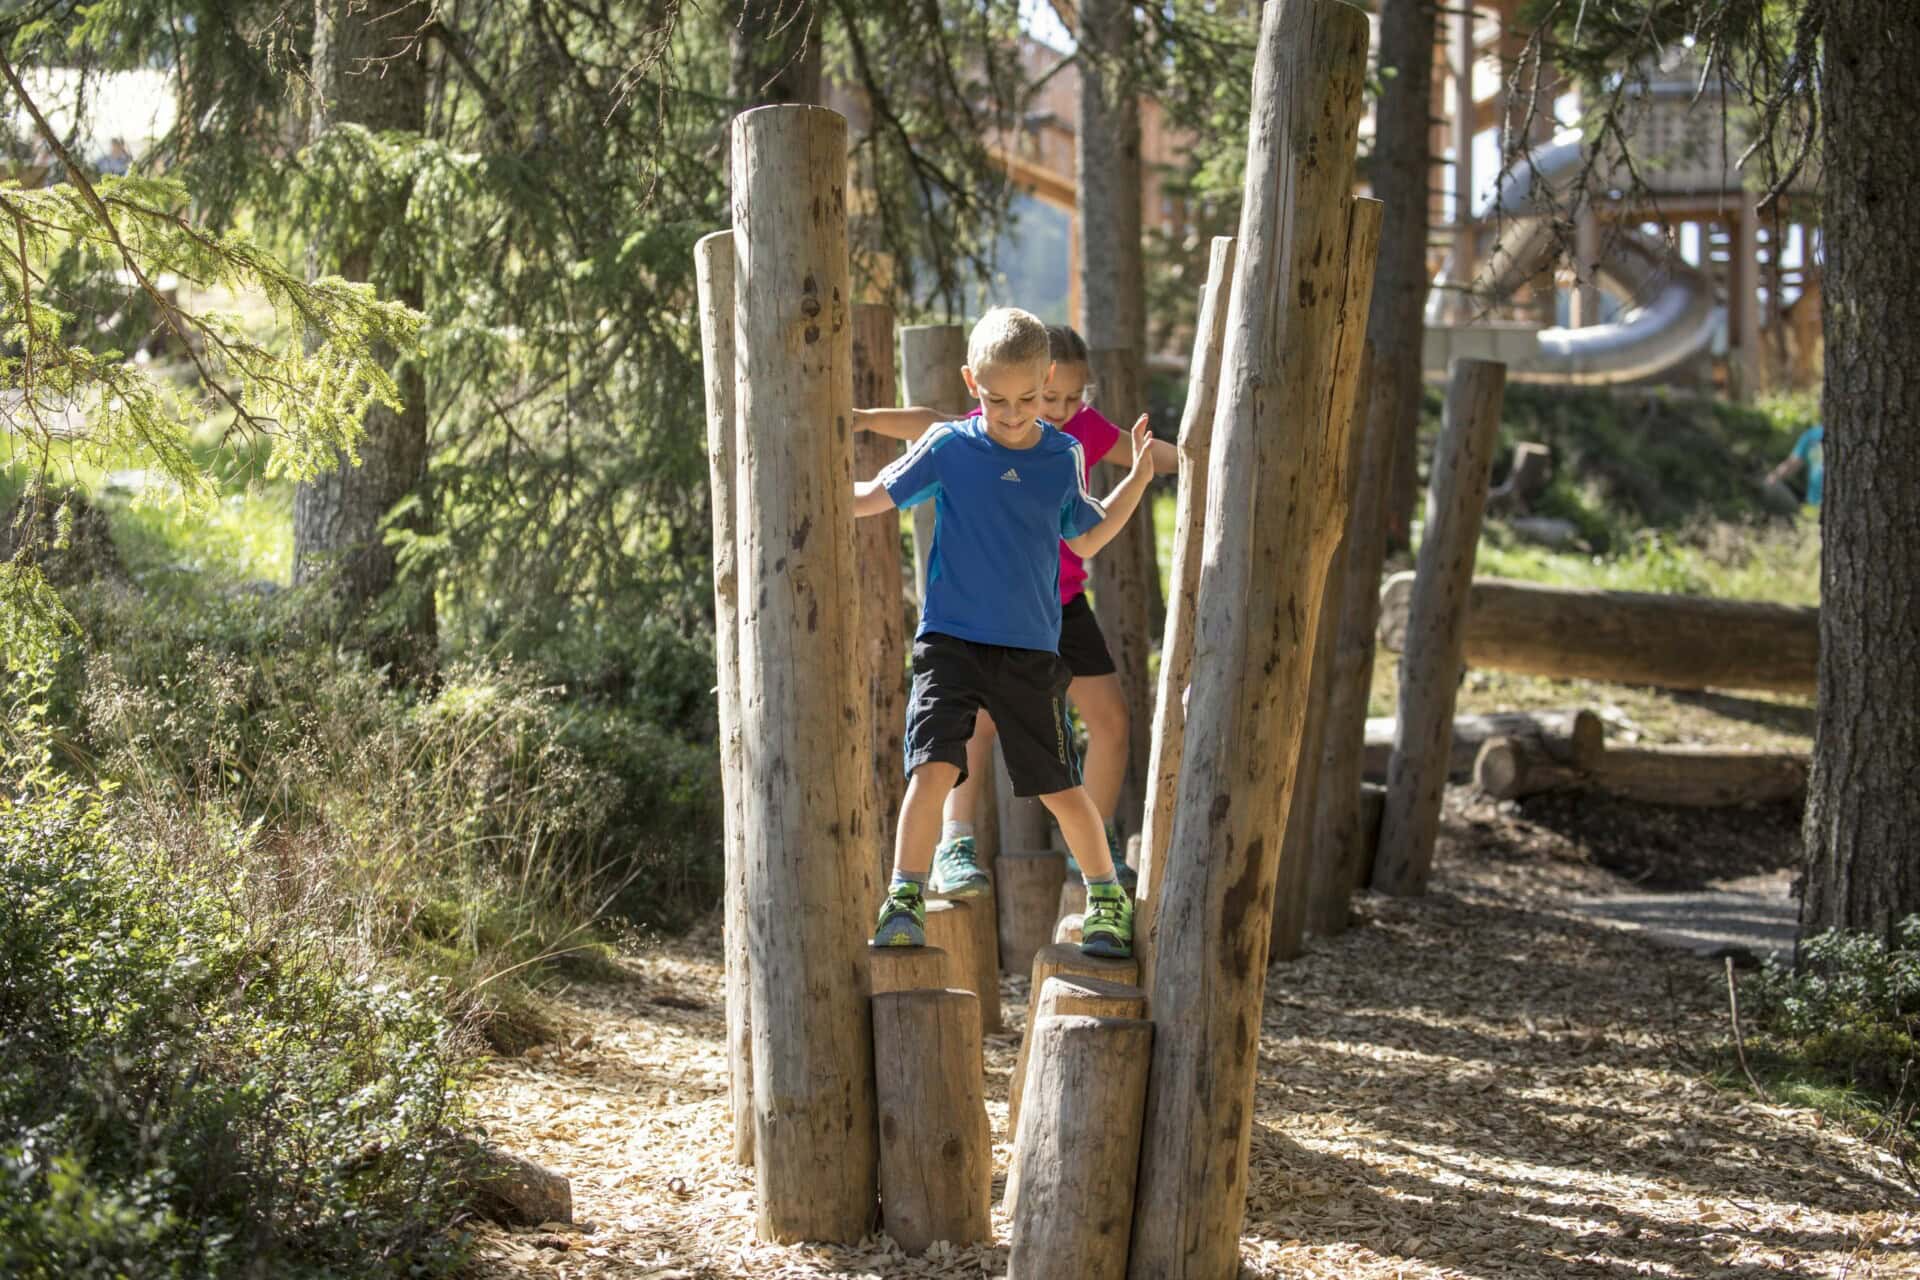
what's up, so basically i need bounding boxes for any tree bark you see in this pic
[1802,0,1920,943]
[695,231,753,1168]
[1376,575,1820,696]
[1128,5,1371,1275]
[730,105,876,1244]
[1087,347,1155,835]
[872,989,990,1255]
[1368,0,1441,553]
[728,0,821,109]
[1138,236,1236,981]
[297,0,435,673]
[1008,946,1141,1138]
[1374,359,1507,897]
[1475,738,1807,807]
[1010,1016,1153,1280]
[1272,198,1382,963]
[898,326,969,608]
[853,305,909,893]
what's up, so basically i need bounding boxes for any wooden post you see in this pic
[1086,346,1156,837]
[1270,199,1382,962]
[996,850,1067,978]
[927,894,1001,1035]
[1053,913,1085,945]
[898,325,969,605]
[1572,204,1602,328]
[1449,0,1477,299]
[729,104,876,1243]
[1128,5,1371,1275]
[1009,1016,1153,1279]
[853,305,909,893]
[1003,975,1145,1213]
[1057,878,1087,928]
[1137,235,1237,986]
[1374,574,1820,696]
[868,945,951,997]
[1007,945,1141,1136]
[1306,337,1388,942]
[872,989,991,1254]
[695,230,753,1167]
[998,741,1051,851]
[1372,357,1508,898]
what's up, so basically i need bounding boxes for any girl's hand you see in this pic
[1129,414,1153,471]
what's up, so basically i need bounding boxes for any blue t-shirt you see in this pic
[1791,425,1824,507]
[879,417,1108,652]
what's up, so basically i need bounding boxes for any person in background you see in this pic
[1767,423,1825,508]
[97,137,132,176]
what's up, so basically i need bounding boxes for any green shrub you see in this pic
[0,785,474,1278]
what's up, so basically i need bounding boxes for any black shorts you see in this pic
[904,633,1082,797]
[1058,592,1118,678]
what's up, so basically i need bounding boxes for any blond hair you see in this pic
[967,307,1051,373]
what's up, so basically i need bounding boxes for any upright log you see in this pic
[998,740,1052,851]
[695,231,753,1167]
[872,989,991,1254]
[927,894,1001,1035]
[1129,6,1372,1275]
[1008,945,1141,1137]
[1270,198,1382,963]
[1053,912,1085,945]
[1375,574,1821,696]
[1057,878,1087,927]
[729,105,876,1242]
[1086,346,1157,836]
[1372,358,1509,897]
[1010,1016,1153,1280]
[852,305,909,893]
[898,325,969,606]
[996,850,1067,978]
[1137,235,1237,985]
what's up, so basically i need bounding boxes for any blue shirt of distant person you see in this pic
[1767,425,1824,507]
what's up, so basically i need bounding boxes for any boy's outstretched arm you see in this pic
[854,406,944,441]
[1065,415,1154,559]
[853,477,899,518]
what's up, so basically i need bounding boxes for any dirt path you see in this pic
[467,845,1917,1279]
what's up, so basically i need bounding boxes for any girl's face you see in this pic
[1039,360,1092,426]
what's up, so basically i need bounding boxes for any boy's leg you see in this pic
[878,636,985,945]
[1039,785,1133,959]
[875,762,961,947]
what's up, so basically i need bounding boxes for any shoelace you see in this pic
[1085,892,1126,933]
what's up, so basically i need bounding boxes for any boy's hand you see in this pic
[1129,414,1153,472]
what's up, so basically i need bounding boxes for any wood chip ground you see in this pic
[465,834,1918,1279]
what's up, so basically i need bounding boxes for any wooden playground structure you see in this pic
[693,0,1817,1273]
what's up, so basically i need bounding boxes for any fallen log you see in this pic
[1378,574,1818,696]
[1362,709,1604,781]
[1474,738,1810,807]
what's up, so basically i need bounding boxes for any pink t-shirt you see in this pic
[966,404,1122,603]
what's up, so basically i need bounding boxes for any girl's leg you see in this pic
[1068,672,1129,824]
[940,711,1000,827]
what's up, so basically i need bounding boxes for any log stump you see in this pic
[1057,878,1087,929]
[1008,1015,1153,1279]
[996,850,1066,978]
[925,896,1000,1035]
[868,945,951,997]
[1007,944,1140,1138]
[1053,913,1085,946]
[872,989,991,1254]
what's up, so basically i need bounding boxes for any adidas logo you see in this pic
[1000,468,1021,482]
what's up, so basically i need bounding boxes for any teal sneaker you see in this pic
[929,836,990,898]
[1081,882,1134,959]
[870,883,926,947]
[1106,824,1139,893]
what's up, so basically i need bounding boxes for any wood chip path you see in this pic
[466,845,1918,1279]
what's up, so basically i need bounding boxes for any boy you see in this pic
[853,308,1154,958]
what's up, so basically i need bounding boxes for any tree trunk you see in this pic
[1374,359,1507,898]
[695,231,754,1167]
[1367,0,1441,553]
[1128,6,1371,1274]
[1802,0,1920,943]
[1475,738,1807,807]
[1361,708,1604,782]
[1137,236,1236,981]
[1376,574,1820,696]
[297,0,434,673]
[1087,347,1155,835]
[853,306,909,893]
[872,989,990,1255]
[899,326,969,609]
[1009,1016,1153,1279]
[728,0,821,108]
[1272,199,1382,963]
[730,105,876,1244]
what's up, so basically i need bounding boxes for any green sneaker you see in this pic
[929,836,990,898]
[1081,882,1134,959]
[870,883,926,947]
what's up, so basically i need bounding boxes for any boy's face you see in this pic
[1038,359,1091,426]
[963,358,1053,441]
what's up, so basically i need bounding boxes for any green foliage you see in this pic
[1734,918,1920,1178]
[0,784,473,1278]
